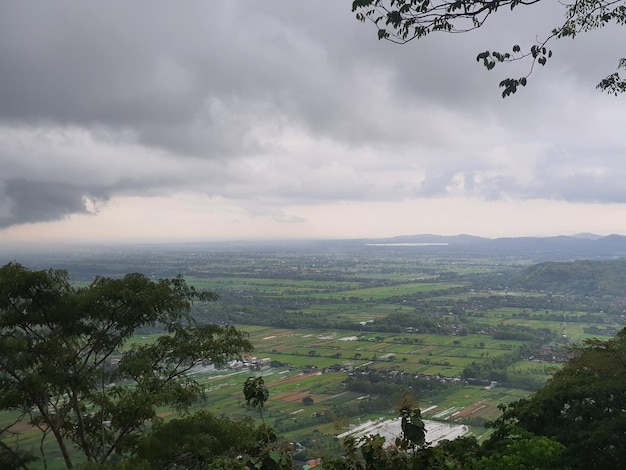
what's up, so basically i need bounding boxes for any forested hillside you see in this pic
[514,259,626,296]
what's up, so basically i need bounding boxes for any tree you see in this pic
[132,410,262,469]
[352,0,626,97]
[88,383,293,470]
[243,376,270,425]
[132,409,295,470]
[241,377,293,470]
[0,262,253,469]
[474,427,567,470]
[496,327,626,469]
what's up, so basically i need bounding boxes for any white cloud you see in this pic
[0,0,624,241]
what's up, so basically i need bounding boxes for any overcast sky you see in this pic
[0,0,625,244]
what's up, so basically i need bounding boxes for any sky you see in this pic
[1,0,625,245]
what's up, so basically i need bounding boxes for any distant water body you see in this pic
[365,243,449,247]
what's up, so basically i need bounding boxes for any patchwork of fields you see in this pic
[3,244,626,464]
[184,325,552,445]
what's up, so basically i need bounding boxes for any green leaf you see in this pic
[269,450,282,463]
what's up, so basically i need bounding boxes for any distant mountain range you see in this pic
[356,233,626,260]
[3,233,626,264]
[189,233,626,261]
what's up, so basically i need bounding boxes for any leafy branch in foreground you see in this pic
[352,0,626,97]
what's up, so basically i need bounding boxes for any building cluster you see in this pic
[227,356,271,370]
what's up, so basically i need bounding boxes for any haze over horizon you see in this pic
[1,1,625,245]
[2,231,624,252]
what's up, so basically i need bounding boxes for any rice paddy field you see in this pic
[117,323,556,447]
[3,243,625,465]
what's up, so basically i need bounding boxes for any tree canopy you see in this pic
[0,263,252,469]
[494,328,626,468]
[352,0,626,97]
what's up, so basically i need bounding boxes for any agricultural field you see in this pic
[3,240,626,463]
[106,323,550,455]
[337,418,470,446]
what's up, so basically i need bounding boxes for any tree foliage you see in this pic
[395,393,426,451]
[513,258,626,296]
[322,434,455,470]
[244,376,270,426]
[133,410,261,469]
[0,262,252,469]
[495,327,626,468]
[131,410,294,470]
[352,0,626,97]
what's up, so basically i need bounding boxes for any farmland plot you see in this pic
[337,418,469,446]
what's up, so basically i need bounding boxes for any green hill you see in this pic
[514,259,626,296]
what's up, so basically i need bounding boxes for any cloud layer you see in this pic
[0,1,625,233]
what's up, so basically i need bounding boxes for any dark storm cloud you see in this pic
[0,1,620,143]
[0,180,107,228]
[0,1,264,156]
[0,1,498,152]
[0,0,625,229]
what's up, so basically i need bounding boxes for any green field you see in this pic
[4,245,625,465]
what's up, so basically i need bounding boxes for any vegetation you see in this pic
[243,377,270,426]
[323,326,626,469]
[132,411,272,470]
[0,263,252,469]
[352,0,626,97]
[513,258,626,296]
[496,328,626,469]
[323,406,568,469]
[2,244,626,468]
